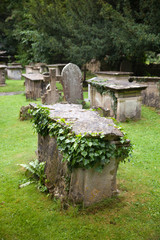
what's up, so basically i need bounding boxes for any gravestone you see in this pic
[41,68,60,104]
[61,63,83,104]
[0,65,7,86]
[30,103,130,206]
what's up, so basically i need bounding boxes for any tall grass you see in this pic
[0,94,160,240]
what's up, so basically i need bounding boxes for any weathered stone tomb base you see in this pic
[37,134,120,206]
[31,103,128,206]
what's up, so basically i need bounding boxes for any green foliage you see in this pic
[29,106,51,136]
[19,159,47,192]
[145,51,160,64]
[2,0,160,65]
[30,106,131,172]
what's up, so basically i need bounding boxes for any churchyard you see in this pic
[0,65,160,239]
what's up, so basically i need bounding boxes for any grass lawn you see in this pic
[0,79,25,93]
[0,79,88,99]
[0,94,160,240]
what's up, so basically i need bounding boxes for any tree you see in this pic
[2,0,160,67]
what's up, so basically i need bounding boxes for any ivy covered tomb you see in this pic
[30,103,131,206]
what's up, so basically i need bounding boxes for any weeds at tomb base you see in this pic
[18,159,48,193]
[0,94,160,240]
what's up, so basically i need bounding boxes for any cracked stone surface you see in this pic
[30,103,123,139]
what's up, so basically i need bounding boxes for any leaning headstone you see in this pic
[0,65,7,86]
[61,63,83,104]
[41,69,60,104]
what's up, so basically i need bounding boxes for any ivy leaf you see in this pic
[100,134,105,139]
[81,151,87,157]
[73,142,78,150]
[84,159,89,166]
[87,142,93,147]
[65,139,71,143]
[59,136,66,141]
[106,153,111,158]
[59,129,64,134]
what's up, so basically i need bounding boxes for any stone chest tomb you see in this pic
[23,73,49,100]
[7,65,22,80]
[95,71,133,81]
[87,78,147,122]
[25,65,40,74]
[30,103,130,206]
[129,76,160,109]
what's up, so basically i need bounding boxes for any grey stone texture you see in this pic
[25,65,40,74]
[23,73,47,100]
[69,159,119,206]
[47,63,66,76]
[129,76,160,109]
[41,68,60,105]
[38,134,68,196]
[7,65,22,80]
[87,78,147,122]
[31,103,129,206]
[0,65,7,86]
[86,59,101,73]
[61,63,83,104]
[19,105,32,121]
[95,71,133,81]
[35,63,48,73]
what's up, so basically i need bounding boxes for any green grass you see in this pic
[0,94,160,240]
[0,79,25,92]
[56,81,63,91]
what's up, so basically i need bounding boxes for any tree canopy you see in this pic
[1,0,160,66]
